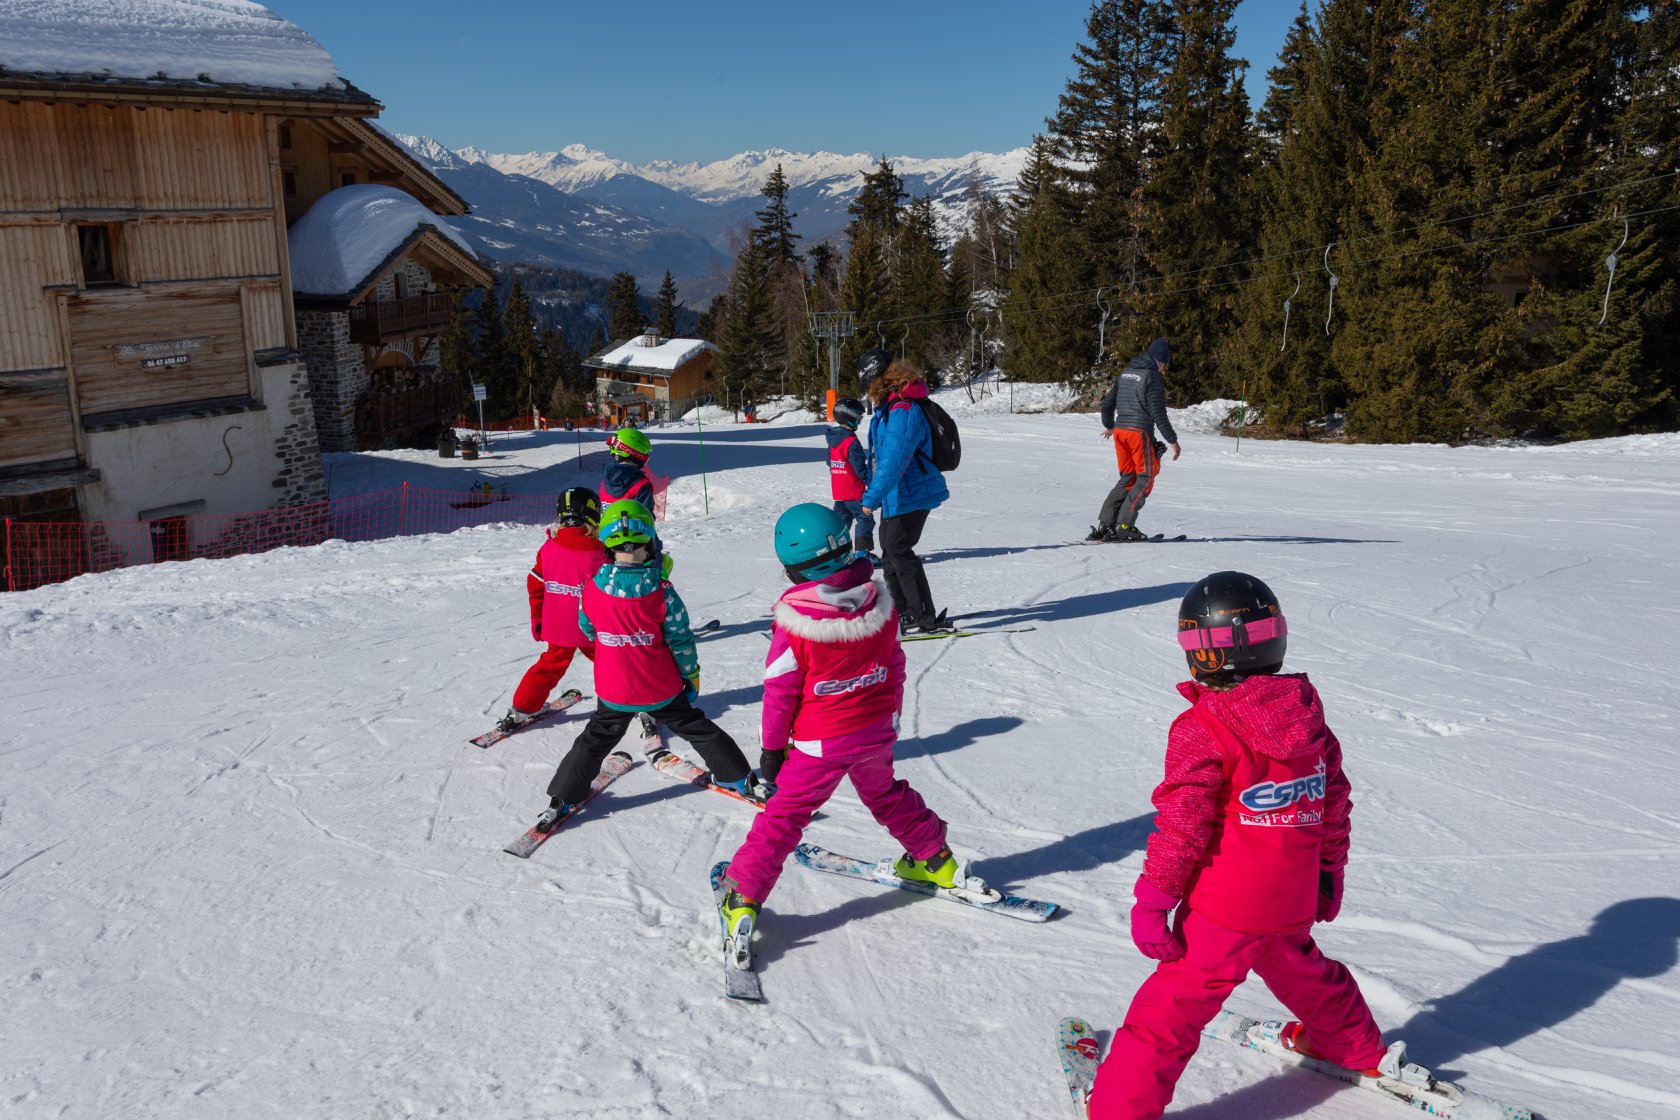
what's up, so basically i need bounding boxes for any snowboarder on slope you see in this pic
[1085,571,1385,1119]
[495,487,605,733]
[1090,337,1180,542]
[534,499,762,831]
[826,397,876,559]
[599,425,655,510]
[716,503,967,943]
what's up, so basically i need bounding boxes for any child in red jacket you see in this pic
[1086,571,1385,1120]
[496,488,606,733]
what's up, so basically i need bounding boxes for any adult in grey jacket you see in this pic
[1089,337,1180,542]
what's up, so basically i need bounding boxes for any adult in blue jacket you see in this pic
[859,354,949,634]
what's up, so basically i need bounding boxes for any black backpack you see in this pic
[913,397,961,472]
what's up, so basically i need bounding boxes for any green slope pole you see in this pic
[695,407,710,515]
[1235,380,1248,453]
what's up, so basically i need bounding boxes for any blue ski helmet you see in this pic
[774,503,853,583]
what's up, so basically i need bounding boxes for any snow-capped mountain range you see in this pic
[395,134,1028,298]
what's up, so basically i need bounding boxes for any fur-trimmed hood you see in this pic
[772,557,894,643]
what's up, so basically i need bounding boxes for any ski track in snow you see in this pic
[2,411,1677,1118]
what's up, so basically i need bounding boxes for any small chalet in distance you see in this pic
[586,332,720,426]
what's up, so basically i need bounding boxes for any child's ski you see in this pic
[470,688,586,748]
[694,618,720,636]
[1075,533,1188,545]
[641,714,767,808]
[502,751,635,858]
[793,843,1058,922]
[902,625,1036,643]
[1201,1010,1534,1120]
[710,861,763,1002]
[1054,1017,1101,1117]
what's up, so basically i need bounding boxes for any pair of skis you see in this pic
[712,844,1060,1002]
[1055,1014,1533,1120]
[1077,532,1189,545]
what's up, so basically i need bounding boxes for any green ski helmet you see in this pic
[599,498,656,551]
[556,486,601,529]
[607,426,652,464]
[774,502,853,583]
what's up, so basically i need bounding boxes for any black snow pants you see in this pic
[547,694,749,805]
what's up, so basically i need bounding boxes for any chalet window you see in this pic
[340,171,357,187]
[278,124,292,150]
[77,223,120,286]
[283,170,297,196]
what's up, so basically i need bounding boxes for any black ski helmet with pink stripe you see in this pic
[1177,571,1288,681]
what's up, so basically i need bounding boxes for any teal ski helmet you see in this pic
[774,503,853,583]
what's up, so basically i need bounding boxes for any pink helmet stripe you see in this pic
[1178,614,1287,651]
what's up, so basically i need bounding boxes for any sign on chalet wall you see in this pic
[110,336,212,370]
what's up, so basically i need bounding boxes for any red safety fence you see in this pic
[3,477,671,594]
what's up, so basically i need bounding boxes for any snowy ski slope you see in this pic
[3,402,1677,1119]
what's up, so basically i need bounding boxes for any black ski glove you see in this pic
[759,746,788,784]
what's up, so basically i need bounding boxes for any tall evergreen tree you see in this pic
[838,225,893,374]
[504,275,543,416]
[1048,0,1176,297]
[605,271,644,341]
[1254,2,1313,169]
[438,289,477,393]
[470,286,515,415]
[894,197,949,368]
[755,164,802,266]
[653,271,680,338]
[845,159,907,241]
[1000,139,1092,385]
[717,238,779,408]
[1138,0,1257,404]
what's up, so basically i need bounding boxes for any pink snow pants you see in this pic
[1088,907,1384,1120]
[724,727,947,904]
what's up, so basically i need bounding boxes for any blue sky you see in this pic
[267,0,1304,164]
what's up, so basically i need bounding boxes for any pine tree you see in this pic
[1254,2,1313,169]
[605,271,644,342]
[755,164,802,266]
[653,271,680,338]
[895,197,948,369]
[504,275,543,417]
[1138,0,1257,405]
[717,238,779,409]
[839,224,893,374]
[438,289,476,395]
[1048,0,1176,296]
[470,285,515,417]
[845,159,907,241]
[1000,139,1092,386]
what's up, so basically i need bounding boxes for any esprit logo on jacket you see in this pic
[1237,759,1326,827]
[812,664,888,697]
[543,580,583,598]
[597,630,657,648]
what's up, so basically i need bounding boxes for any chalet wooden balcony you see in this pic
[347,293,452,345]
[355,380,460,449]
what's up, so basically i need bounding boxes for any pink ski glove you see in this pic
[1317,868,1344,923]
[1130,875,1184,962]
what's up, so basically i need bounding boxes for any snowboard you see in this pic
[502,750,635,858]
[793,843,1058,922]
[1055,1017,1101,1117]
[710,861,764,1002]
[469,688,586,748]
[1201,1010,1535,1120]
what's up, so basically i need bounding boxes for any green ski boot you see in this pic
[893,846,962,889]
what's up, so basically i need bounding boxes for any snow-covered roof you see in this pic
[287,185,478,298]
[0,1,349,93]
[589,337,717,374]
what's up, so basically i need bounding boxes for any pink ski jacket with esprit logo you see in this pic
[581,576,685,708]
[528,525,606,649]
[762,556,904,754]
[1141,673,1353,934]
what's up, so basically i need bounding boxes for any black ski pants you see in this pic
[547,694,750,805]
[878,507,935,623]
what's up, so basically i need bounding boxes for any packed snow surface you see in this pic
[4,406,1678,1119]
[0,0,345,90]
[287,185,477,297]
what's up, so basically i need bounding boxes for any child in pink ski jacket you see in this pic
[1087,571,1386,1120]
[716,504,963,931]
[495,488,604,733]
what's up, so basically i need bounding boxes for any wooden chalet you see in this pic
[0,2,491,576]
[586,333,721,426]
